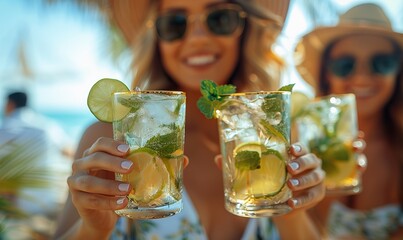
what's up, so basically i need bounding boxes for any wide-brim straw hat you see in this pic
[294,3,403,94]
[107,0,290,44]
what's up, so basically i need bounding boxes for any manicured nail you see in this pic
[117,144,130,153]
[116,198,125,205]
[118,183,130,192]
[121,160,133,170]
[289,162,300,171]
[291,198,298,207]
[293,144,302,153]
[290,179,299,187]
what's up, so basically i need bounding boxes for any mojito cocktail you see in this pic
[113,91,186,219]
[217,91,292,217]
[296,94,361,195]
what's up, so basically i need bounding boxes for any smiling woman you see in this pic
[54,0,327,239]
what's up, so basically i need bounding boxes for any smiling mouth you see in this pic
[186,55,216,66]
[351,87,375,98]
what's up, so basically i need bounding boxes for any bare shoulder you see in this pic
[74,121,113,159]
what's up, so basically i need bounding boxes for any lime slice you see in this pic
[87,78,130,123]
[125,150,170,204]
[291,91,311,119]
[321,141,356,184]
[233,143,286,197]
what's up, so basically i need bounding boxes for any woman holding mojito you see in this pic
[54,0,326,239]
[295,3,403,239]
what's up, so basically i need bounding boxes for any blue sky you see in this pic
[0,0,402,143]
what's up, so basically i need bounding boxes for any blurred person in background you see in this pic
[295,3,403,239]
[3,91,74,158]
[1,91,74,238]
[54,0,326,239]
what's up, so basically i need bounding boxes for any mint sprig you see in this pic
[278,83,295,92]
[197,80,236,119]
[235,150,261,171]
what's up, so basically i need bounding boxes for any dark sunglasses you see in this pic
[155,4,247,42]
[328,53,400,78]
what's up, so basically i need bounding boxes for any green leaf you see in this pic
[262,97,283,114]
[197,97,215,119]
[259,119,289,143]
[197,80,236,119]
[217,84,236,96]
[200,80,219,100]
[144,125,183,158]
[278,83,295,92]
[235,151,261,171]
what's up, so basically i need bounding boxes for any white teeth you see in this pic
[186,55,215,66]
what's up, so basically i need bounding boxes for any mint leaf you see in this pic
[217,84,237,96]
[197,97,216,119]
[235,151,261,171]
[278,83,295,92]
[200,80,219,100]
[144,125,183,157]
[198,80,236,119]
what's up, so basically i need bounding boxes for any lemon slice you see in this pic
[291,91,311,119]
[233,143,286,197]
[125,150,170,204]
[87,78,130,123]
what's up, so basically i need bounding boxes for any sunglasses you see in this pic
[155,4,247,42]
[328,53,400,78]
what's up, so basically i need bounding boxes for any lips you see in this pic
[350,87,376,98]
[185,54,216,66]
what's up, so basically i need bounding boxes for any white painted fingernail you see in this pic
[117,144,130,153]
[293,144,302,152]
[290,179,299,186]
[118,183,130,192]
[116,198,125,205]
[291,198,298,207]
[289,162,299,171]
[121,160,133,170]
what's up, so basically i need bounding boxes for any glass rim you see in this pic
[113,90,185,96]
[221,91,291,96]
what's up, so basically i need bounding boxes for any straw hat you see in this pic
[107,0,290,44]
[294,3,403,94]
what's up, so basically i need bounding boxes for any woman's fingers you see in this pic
[83,137,129,158]
[67,174,131,196]
[287,142,326,209]
[288,182,325,209]
[70,190,129,210]
[72,153,133,175]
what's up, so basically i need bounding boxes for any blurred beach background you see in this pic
[0,0,402,239]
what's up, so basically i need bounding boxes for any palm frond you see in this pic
[0,132,59,193]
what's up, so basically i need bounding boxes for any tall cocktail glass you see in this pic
[295,94,361,195]
[112,90,186,219]
[216,91,292,217]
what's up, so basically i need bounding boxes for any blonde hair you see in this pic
[109,0,286,91]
